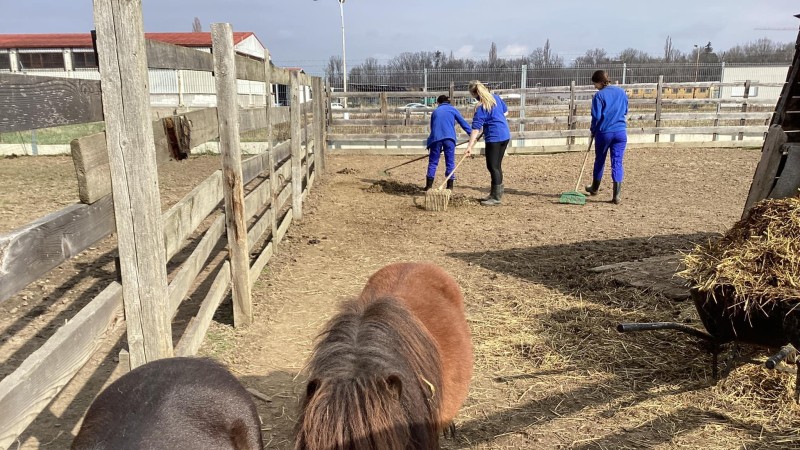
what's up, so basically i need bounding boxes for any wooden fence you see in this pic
[325,78,785,153]
[0,2,326,447]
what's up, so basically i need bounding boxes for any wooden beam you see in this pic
[276,209,293,244]
[212,22,252,327]
[247,208,274,250]
[271,106,291,125]
[71,108,220,205]
[769,143,800,199]
[174,262,232,357]
[145,39,213,71]
[0,73,103,132]
[95,0,173,366]
[249,242,274,283]
[271,66,292,85]
[242,150,271,185]
[655,75,664,143]
[0,282,123,450]
[264,53,279,255]
[0,196,114,305]
[290,71,303,221]
[162,170,224,262]
[244,177,272,219]
[742,125,789,218]
[235,54,267,82]
[239,107,268,133]
[167,214,226,317]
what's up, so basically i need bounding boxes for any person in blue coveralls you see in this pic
[424,94,472,191]
[464,80,511,206]
[585,69,629,204]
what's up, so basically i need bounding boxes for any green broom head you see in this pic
[559,190,586,205]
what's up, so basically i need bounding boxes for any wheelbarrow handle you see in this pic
[766,344,796,369]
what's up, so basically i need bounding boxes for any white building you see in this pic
[0,32,287,109]
[719,64,790,100]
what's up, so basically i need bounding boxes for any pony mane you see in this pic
[296,296,443,450]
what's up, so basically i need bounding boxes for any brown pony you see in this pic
[72,357,263,450]
[296,262,473,450]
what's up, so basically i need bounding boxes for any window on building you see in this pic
[17,52,64,70]
[699,88,707,93]
[645,89,653,94]
[672,88,679,94]
[0,53,9,70]
[72,51,97,69]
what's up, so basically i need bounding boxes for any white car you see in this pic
[402,102,427,109]
[330,102,344,109]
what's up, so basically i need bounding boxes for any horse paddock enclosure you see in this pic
[3,145,800,449]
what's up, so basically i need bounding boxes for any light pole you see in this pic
[315,0,347,95]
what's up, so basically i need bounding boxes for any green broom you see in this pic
[559,137,594,205]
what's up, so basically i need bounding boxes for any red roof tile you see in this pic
[0,32,256,49]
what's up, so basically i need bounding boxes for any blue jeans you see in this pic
[593,130,627,182]
[427,139,456,180]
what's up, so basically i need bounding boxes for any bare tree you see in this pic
[663,35,676,62]
[192,17,202,32]
[488,42,498,67]
[575,48,610,65]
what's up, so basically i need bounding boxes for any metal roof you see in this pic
[0,32,258,49]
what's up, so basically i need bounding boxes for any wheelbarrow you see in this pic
[617,286,800,401]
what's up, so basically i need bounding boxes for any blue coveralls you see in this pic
[426,103,471,180]
[590,85,629,182]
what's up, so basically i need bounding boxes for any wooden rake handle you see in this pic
[574,136,595,192]
[437,132,484,190]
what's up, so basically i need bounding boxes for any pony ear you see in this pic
[386,374,403,399]
[306,379,320,399]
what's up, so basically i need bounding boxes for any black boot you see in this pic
[446,179,454,190]
[481,184,503,206]
[423,177,434,191]
[585,179,601,196]
[612,181,622,204]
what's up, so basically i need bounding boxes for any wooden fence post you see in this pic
[313,77,325,174]
[655,75,664,143]
[264,54,278,253]
[519,65,527,149]
[739,80,751,141]
[303,82,311,189]
[211,23,252,326]
[93,0,173,367]
[568,81,576,146]
[380,92,388,149]
[290,70,303,221]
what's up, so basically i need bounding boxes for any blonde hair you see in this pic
[468,80,496,111]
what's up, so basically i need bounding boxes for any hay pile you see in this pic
[680,196,800,316]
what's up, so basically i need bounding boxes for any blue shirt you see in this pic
[471,94,511,143]
[427,103,471,148]
[591,85,628,135]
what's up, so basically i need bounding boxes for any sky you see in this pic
[1,0,798,74]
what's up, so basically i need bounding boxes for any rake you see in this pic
[425,133,483,212]
[559,136,594,206]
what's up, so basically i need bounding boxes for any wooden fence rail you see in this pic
[0,8,326,447]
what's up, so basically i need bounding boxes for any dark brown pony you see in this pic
[72,357,263,450]
[296,262,473,450]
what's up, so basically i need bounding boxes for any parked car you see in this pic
[402,102,427,109]
[330,102,344,109]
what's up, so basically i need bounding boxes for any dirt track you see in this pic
[4,147,800,449]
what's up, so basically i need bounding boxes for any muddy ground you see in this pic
[3,146,799,449]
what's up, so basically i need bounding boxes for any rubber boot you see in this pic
[446,179,454,190]
[481,184,503,206]
[585,179,601,196]
[612,181,622,204]
[423,177,434,191]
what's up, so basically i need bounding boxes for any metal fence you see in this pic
[324,62,790,93]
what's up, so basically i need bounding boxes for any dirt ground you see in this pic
[3,146,800,449]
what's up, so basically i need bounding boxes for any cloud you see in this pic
[454,45,475,58]
[500,44,529,58]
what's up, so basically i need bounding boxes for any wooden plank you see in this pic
[271,66,292,85]
[162,170,224,262]
[242,150,271,185]
[742,125,789,218]
[276,209,293,244]
[0,196,115,305]
[290,71,304,221]
[0,282,123,450]
[249,242,274,283]
[145,39,213,71]
[739,80,752,141]
[247,208,274,250]
[264,54,279,255]
[0,73,103,132]
[167,214,226,317]
[212,23,252,327]
[174,261,232,357]
[273,140,292,165]
[313,77,326,174]
[244,177,272,219]
[276,179,292,211]
[95,0,173,366]
[239,107,268,133]
[234,54,267,82]
[770,143,800,199]
[71,108,219,204]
